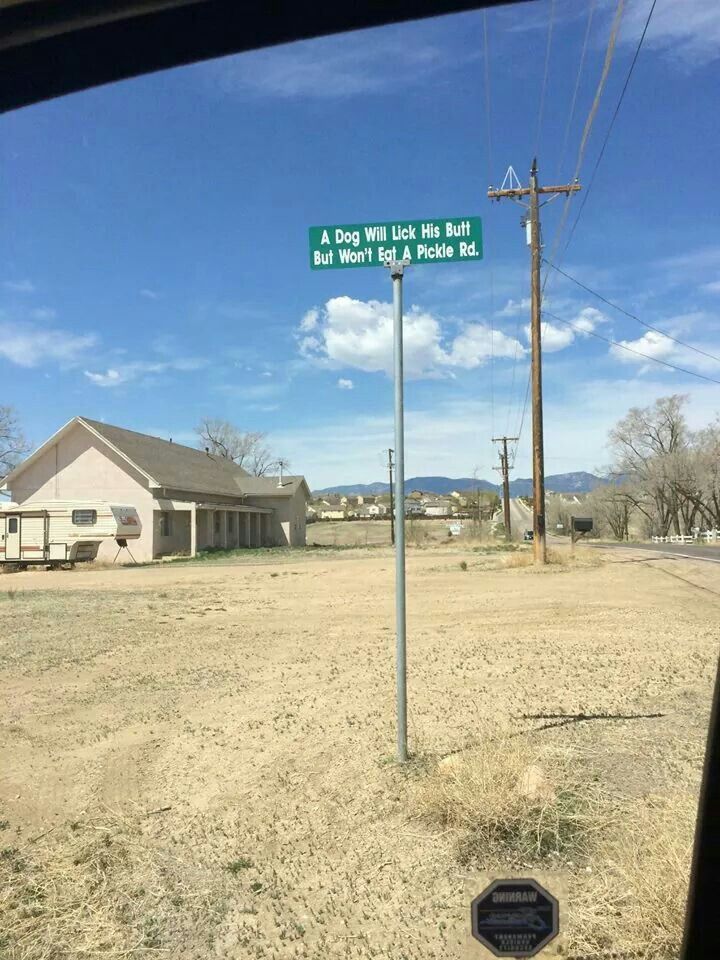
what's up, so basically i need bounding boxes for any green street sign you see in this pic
[309,217,482,270]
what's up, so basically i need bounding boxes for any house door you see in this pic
[4,515,21,560]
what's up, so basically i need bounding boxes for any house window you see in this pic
[214,512,221,534]
[8,518,18,533]
[72,509,97,525]
[228,512,235,534]
[159,511,173,537]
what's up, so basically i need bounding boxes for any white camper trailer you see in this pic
[0,501,141,568]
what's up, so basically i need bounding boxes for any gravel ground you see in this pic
[0,544,717,958]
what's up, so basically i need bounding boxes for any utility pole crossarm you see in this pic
[537,184,581,195]
[487,184,580,200]
[487,187,531,200]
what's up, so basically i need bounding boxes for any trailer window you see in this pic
[72,510,97,525]
[159,512,173,537]
[8,518,18,533]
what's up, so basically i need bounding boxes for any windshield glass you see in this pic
[1,3,718,958]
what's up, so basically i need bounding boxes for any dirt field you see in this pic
[308,517,488,547]
[1,541,717,958]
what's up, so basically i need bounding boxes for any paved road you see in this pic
[589,540,720,564]
[498,498,533,541]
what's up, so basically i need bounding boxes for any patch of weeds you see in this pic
[0,820,9,831]
[459,560,468,571]
[270,572,279,578]
[377,754,396,767]
[414,726,605,867]
[250,880,264,893]
[142,916,162,948]
[226,857,253,874]
[472,542,519,554]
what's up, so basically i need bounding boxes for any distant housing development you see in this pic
[307,489,492,521]
[1,417,310,561]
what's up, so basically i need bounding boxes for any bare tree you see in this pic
[585,485,631,541]
[608,395,690,536]
[0,406,30,480]
[195,418,278,477]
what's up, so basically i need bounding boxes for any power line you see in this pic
[557,0,597,180]
[564,0,658,253]
[483,10,495,437]
[543,0,625,277]
[483,10,494,181]
[544,310,720,386]
[534,0,556,158]
[543,258,720,365]
[513,0,627,452]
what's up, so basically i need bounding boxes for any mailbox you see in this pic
[571,517,593,533]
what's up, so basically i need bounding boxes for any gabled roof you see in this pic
[2,417,309,502]
[81,417,253,499]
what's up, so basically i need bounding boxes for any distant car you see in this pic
[523,529,534,542]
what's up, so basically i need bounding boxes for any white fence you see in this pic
[652,530,720,544]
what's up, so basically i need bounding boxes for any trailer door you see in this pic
[5,515,21,560]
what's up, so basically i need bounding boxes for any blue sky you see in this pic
[2,0,720,488]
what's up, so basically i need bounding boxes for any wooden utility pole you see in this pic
[492,436,518,541]
[388,448,395,546]
[488,160,580,563]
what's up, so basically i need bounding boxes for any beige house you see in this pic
[1,417,310,562]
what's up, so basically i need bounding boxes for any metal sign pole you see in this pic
[308,219,483,765]
[388,258,410,763]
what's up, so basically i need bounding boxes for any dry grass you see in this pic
[501,546,601,570]
[413,726,695,958]
[570,793,696,960]
[503,550,535,569]
[0,810,229,959]
[413,727,609,866]
[1,551,711,959]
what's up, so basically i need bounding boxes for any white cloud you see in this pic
[622,0,720,67]
[702,281,720,294]
[3,279,34,293]
[611,330,675,366]
[272,378,720,488]
[297,296,524,379]
[524,307,608,354]
[30,307,57,321]
[531,323,575,353]
[140,288,160,300]
[573,307,607,332]
[0,322,96,367]
[448,324,522,369]
[609,329,720,376]
[84,357,205,388]
[85,368,123,387]
[300,308,319,332]
[207,26,460,100]
[337,378,354,390]
[497,297,531,317]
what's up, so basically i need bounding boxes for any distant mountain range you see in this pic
[313,471,605,497]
